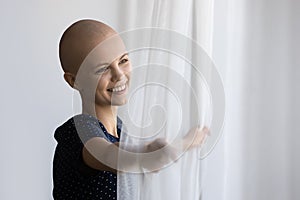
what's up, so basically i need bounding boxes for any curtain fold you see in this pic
[202,0,300,200]
[115,0,215,199]
[114,0,300,199]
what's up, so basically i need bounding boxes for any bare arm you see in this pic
[82,126,209,173]
[82,138,119,174]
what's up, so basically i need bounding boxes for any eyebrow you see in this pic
[94,53,129,69]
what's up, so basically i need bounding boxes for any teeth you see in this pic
[111,84,126,92]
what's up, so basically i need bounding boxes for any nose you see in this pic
[110,62,123,82]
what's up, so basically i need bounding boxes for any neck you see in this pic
[82,101,119,138]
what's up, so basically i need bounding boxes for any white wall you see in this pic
[0,1,121,199]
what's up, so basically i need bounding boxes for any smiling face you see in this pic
[75,33,131,110]
[94,52,131,107]
[60,20,132,114]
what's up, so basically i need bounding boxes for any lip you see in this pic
[107,80,127,90]
[107,82,128,94]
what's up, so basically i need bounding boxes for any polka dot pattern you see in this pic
[53,114,122,199]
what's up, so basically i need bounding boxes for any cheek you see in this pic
[96,81,105,92]
[96,76,110,91]
[124,64,132,75]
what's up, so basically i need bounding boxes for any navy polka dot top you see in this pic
[53,114,122,200]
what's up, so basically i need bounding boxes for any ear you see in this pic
[63,72,77,89]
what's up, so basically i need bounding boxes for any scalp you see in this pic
[59,19,116,74]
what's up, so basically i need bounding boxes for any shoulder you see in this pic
[54,114,104,144]
[55,114,101,131]
[72,114,101,129]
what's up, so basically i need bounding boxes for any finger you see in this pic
[202,127,210,136]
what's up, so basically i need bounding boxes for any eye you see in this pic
[95,66,109,74]
[119,58,129,64]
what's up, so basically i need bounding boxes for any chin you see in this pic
[110,98,128,106]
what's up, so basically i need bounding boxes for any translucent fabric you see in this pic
[115,28,225,199]
[72,1,225,199]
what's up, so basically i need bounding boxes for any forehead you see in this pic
[81,34,127,70]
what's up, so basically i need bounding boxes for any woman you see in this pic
[53,19,208,199]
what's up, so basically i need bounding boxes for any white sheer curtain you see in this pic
[202,0,300,200]
[114,0,300,199]
[113,0,216,199]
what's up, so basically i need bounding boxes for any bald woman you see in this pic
[52,19,209,199]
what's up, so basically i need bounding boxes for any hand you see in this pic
[140,127,210,172]
[183,126,210,149]
[140,138,179,172]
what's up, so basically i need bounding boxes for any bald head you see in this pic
[59,19,117,74]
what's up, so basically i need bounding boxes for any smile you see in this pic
[107,83,126,92]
